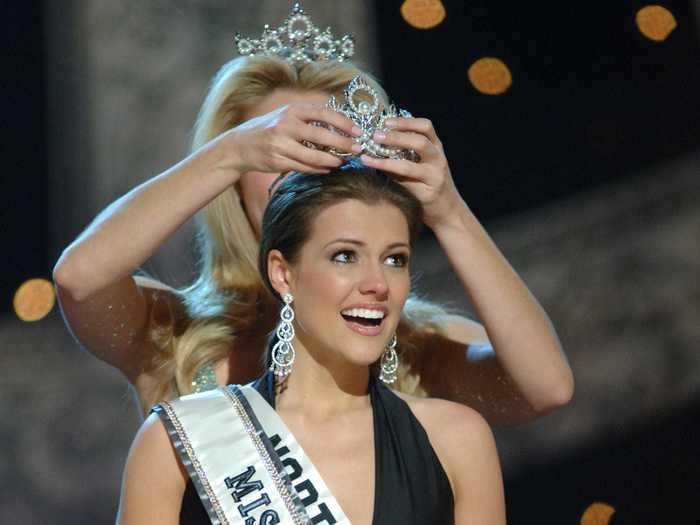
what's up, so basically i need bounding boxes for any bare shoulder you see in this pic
[117,413,187,524]
[131,276,187,410]
[397,391,493,447]
[134,412,171,446]
[134,274,186,319]
[396,391,506,523]
[126,413,185,480]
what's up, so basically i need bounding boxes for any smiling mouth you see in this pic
[340,308,387,333]
[341,313,383,327]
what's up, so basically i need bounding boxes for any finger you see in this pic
[295,106,363,137]
[300,124,361,155]
[283,137,344,169]
[360,154,424,180]
[372,129,440,161]
[384,117,440,145]
[279,161,331,175]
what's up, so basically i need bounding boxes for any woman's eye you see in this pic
[332,250,357,264]
[385,253,409,267]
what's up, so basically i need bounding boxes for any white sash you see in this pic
[154,384,351,525]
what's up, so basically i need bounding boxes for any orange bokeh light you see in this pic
[400,0,446,30]
[636,5,677,42]
[13,278,55,322]
[581,502,616,525]
[468,58,512,95]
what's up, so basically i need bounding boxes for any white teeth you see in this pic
[341,308,385,320]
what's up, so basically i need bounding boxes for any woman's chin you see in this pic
[338,347,384,369]
[298,331,386,371]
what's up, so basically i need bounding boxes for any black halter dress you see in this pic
[179,372,455,524]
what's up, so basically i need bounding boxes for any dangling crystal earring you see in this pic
[379,334,399,385]
[270,293,296,379]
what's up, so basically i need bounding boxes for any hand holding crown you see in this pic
[302,76,420,162]
[233,2,464,228]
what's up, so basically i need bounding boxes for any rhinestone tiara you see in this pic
[303,76,420,162]
[234,2,355,64]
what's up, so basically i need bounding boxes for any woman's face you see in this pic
[274,199,412,369]
[238,88,333,237]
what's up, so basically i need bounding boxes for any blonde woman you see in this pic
[53,6,573,421]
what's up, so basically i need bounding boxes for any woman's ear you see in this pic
[267,249,294,297]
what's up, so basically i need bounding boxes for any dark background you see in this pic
[2,3,48,315]
[375,0,700,218]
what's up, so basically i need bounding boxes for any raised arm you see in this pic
[361,118,574,424]
[53,132,246,402]
[54,137,242,302]
[53,105,359,399]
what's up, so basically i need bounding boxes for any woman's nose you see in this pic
[358,266,389,297]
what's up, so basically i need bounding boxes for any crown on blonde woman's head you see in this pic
[234,2,355,64]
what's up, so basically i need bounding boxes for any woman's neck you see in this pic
[275,344,372,420]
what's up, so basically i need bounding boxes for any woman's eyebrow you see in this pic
[323,238,410,250]
[324,238,364,248]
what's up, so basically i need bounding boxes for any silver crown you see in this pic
[234,2,355,64]
[304,76,420,162]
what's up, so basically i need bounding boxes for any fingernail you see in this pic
[384,119,397,128]
[351,125,363,136]
[351,143,363,153]
[360,154,372,163]
[373,132,386,141]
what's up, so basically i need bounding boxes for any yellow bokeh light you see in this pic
[468,57,512,95]
[581,502,616,525]
[400,0,446,30]
[636,5,677,42]
[13,278,55,322]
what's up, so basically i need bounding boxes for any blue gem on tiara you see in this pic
[234,2,355,64]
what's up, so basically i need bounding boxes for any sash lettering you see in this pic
[270,434,338,525]
[225,466,280,523]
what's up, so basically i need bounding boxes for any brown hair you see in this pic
[259,161,423,298]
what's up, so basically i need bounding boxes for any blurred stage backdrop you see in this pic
[2,1,699,523]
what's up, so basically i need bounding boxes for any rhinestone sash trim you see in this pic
[223,386,311,525]
[155,402,229,525]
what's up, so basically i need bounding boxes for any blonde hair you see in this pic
[145,56,446,407]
